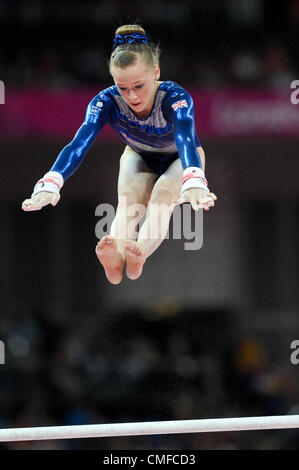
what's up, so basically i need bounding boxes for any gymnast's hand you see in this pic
[178,187,217,211]
[22,191,60,211]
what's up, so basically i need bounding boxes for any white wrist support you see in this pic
[32,171,64,197]
[181,166,209,194]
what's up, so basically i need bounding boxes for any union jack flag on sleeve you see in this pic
[171,99,188,111]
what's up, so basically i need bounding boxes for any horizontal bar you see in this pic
[0,415,298,442]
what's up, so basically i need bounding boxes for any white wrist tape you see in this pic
[32,171,64,197]
[181,166,209,194]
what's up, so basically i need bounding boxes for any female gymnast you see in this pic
[22,24,217,284]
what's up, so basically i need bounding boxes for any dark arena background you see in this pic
[1,0,299,451]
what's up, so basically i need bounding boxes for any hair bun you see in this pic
[115,24,146,36]
[113,24,149,50]
[113,32,149,50]
[109,24,160,70]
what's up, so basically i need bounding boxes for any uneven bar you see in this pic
[0,415,298,442]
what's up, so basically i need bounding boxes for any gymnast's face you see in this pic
[111,54,160,118]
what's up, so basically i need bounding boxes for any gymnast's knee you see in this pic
[149,180,180,207]
[117,186,148,210]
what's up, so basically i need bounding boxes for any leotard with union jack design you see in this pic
[50,80,203,179]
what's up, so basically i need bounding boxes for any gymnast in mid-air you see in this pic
[22,24,217,284]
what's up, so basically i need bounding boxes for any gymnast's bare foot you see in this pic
[96,235,125,285]
[125,240,146,280]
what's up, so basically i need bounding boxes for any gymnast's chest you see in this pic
[113,95,171,136]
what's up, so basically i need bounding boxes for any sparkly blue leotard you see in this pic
[50,81,202,179]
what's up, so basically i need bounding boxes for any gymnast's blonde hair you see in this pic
[109,24,161,73]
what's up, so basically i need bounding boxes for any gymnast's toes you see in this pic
[125,240,146,280]
[96,236,124,284]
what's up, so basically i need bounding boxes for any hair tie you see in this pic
[113,33,149,50]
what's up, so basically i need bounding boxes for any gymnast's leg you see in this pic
[125,157,183,280]
[96,146,157,284]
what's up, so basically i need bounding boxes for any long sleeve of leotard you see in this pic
[50,94,111,181]
[162,88,203,170]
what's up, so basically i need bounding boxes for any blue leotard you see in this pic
[50,81,202,179]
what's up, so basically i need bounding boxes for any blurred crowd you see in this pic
[1,0,299,90]
[1,304,299,450]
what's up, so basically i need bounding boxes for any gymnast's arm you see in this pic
[168,95,204,171]
[166,94,217,210]
[22,96,108,211]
